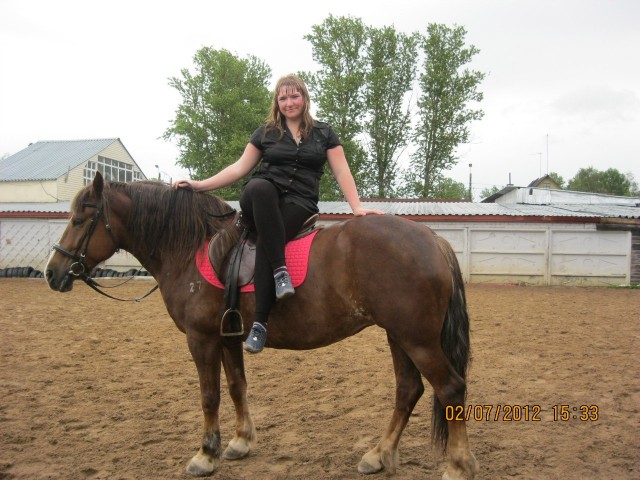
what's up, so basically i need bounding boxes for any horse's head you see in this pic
[47,172,237,292]
[46,172,122,292]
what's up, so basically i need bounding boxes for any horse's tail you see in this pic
[432,235,471,451]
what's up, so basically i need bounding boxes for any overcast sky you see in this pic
[1,0,638,198]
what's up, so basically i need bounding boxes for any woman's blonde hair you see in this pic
[265,74,315,139]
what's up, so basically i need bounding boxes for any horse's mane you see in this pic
[105,181,238,267]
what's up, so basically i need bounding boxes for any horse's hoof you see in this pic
[442,454,478,480]
[358,460,384,474]
[186,453,216,477]
[357,452,384,474]
[223,437,251,460]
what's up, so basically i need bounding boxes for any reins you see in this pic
[80,274,160,302]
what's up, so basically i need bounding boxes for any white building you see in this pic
[0,139,147,274]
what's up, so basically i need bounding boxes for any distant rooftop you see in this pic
[482,185,639,207]
[0,138,120,181]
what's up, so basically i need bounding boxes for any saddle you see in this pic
[207,213,320,337]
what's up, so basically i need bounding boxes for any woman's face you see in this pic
[277,87,305,121]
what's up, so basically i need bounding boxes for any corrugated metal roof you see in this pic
[1,199,638,220]
[0,202,71,213]
[482,185,639,206]
[319,201,615,218]
[0,139,118,181]
[545,203,640,219]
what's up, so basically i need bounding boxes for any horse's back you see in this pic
[313,214,446,273]
[307,215,451,312]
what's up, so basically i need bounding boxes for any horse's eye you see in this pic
[71,218,84,227]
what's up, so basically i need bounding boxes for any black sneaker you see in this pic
[274,270,295,300]
[244,322,267,354]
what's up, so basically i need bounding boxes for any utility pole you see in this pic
[468,163,473,201]
[546,134,549,175]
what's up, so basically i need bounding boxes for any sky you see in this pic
[1,0,638,199]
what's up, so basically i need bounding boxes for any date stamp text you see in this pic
[446,404,599,422]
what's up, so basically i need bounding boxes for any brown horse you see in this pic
[45,172,478,479]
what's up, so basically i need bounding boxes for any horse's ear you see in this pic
[92,171,104,197]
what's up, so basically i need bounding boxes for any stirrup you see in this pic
[220,308,244,337]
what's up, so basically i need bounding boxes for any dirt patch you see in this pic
[0,279,638,479]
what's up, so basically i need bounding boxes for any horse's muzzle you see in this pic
[45,268,75,292]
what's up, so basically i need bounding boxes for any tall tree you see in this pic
[302,15,368,199]
[406,24,484,198]
[567,167,632,196]
[163,47,271,199]
[362,26,418,198]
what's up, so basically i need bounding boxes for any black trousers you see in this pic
[239,178,310,325]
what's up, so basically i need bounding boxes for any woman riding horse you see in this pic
[172,74,384,354]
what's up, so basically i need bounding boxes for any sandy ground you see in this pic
[0,279,638,479]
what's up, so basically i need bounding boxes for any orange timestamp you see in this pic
[446,404,600,422]
[551,404,599,421]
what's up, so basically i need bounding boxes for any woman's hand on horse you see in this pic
[172,179,198,191]
[353,207,386,216]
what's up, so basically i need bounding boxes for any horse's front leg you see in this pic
[220,335,256,460]
[185,331,223,476]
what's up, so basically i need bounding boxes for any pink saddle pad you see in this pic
[196,230,319,292]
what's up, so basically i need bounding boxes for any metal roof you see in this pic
[318,201,629,218]
[0,201,72,213]
[545,203,640,219]
[0,139,119,181]
[1,199,638,220]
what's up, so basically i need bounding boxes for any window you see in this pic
[84,156,142,185]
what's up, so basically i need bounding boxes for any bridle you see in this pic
[52,199,159,302]
[53,200,116,275]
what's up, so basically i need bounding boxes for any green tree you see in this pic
[567,167,632,196]
[163,47,271,199]
[548,171,565,188]
[627,173,639,196]
[362,26,418,197]
[601,169,633,196]
[480,185,501,199]
[302,15,369,200]
[406,24,485,198]
[432,177,469,200]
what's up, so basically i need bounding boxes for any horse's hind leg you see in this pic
[358,334,425,475]
[442,415,478,480]
[408,344,478,480]
[220,336,256,460]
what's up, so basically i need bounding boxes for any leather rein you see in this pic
[52,199,159,302]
